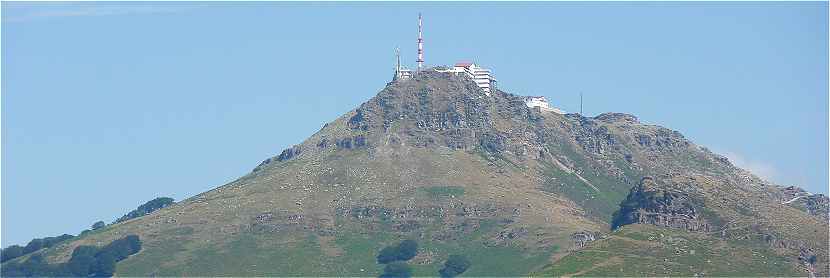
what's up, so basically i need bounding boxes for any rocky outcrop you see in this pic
[277,145,303,162]
[611,177,711,232]
[335,135,368,150]
[570,231,599,249]
[594,112,638,124]
[805,195,829,219]
[780,186,829,219]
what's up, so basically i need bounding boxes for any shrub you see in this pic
[1,245,25,263]
[439,255,471,278]
[92,221,106,230]
[1,234,74,263]
[67,245,99,276]
[396,240,418,261]
[115,197,175,223]
[377,246,401,264]
[0,235,142,278]
[379,262,412,278]
[376,240,418,264]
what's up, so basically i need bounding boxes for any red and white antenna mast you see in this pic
[416,13,424,72]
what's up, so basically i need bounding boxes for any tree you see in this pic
[0,235,141,278]
[377,246,400,264]
[1,234,75,263]
[396,240,418,261]
[92,252,117,277]
[376,240,419,264]
[1,245,25,263]
[439,255,471,278]
[379,262,411,278]
[92,221,106,230]
[116,197,175,223]
[22,238,45,254]
[67,246,99,276]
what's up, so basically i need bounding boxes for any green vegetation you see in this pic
[1,235,141,277]
[113,213,557,277]
[377,240,418,264]
[1,234,74,263]
[115,197,175,223]
[439,255,471,277]
[539,143,640,224]
[535,224,803,277]
[380,262,412,278]
[91,221,106,230]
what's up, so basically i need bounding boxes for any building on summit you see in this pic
[524,96,565,114]
[393,47,413,81]
[440,61,497,94]
[390,13,559,114]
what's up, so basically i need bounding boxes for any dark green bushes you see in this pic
[379,262,412,278]
[376,240,418,278]
[376,240,418,264]
[439,255,471,277]
[0,235,141,277]
[1,234,74,263]
[91,221,106,230]
[115,197,174,223]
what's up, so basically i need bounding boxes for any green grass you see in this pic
[331,216,558,277]
[534,224,803,277]
[115,209,560,277]
[538,151,631,224]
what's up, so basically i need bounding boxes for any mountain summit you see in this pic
[5,69,828,277]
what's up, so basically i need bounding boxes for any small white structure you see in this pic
[524,96,565,114]
[437,61,497,94]
[393,47,413,81]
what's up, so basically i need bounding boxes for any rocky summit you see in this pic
[4,69,828,277]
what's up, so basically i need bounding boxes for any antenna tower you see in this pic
[580,92,584,115]
[416,13,424,71]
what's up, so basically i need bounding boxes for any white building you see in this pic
[393,47,413,81]
[524,96,565,114]
[438,61,497,95]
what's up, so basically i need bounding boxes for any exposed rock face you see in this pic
[277,145,303,161]
[611,177,711,232]
[805,195,829,219]
[570,231,599,249]
[594,112,639,124]
[779,185,829,220]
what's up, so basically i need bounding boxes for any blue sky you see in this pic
[2,2,827,247]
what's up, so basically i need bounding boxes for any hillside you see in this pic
[3,69,827,277]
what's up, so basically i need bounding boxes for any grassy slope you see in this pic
[115,204,558,277]
[534,224,804,277]
[102,147,597,276]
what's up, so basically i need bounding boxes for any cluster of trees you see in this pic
[1,234,74,263]
[376,240,418,264]
[372,240,471,278]
[380,262,412,278]
[439,255,471,277]
[376,240,418,278]
[1,235,141,277]
[115,197,175,223]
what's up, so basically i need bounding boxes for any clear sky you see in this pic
[2,2,827,247]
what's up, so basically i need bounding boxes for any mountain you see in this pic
[3,69,827,277]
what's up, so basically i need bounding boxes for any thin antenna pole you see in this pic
[416,13,424,72]
[396,47,401,73]
[580,92,583,115]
